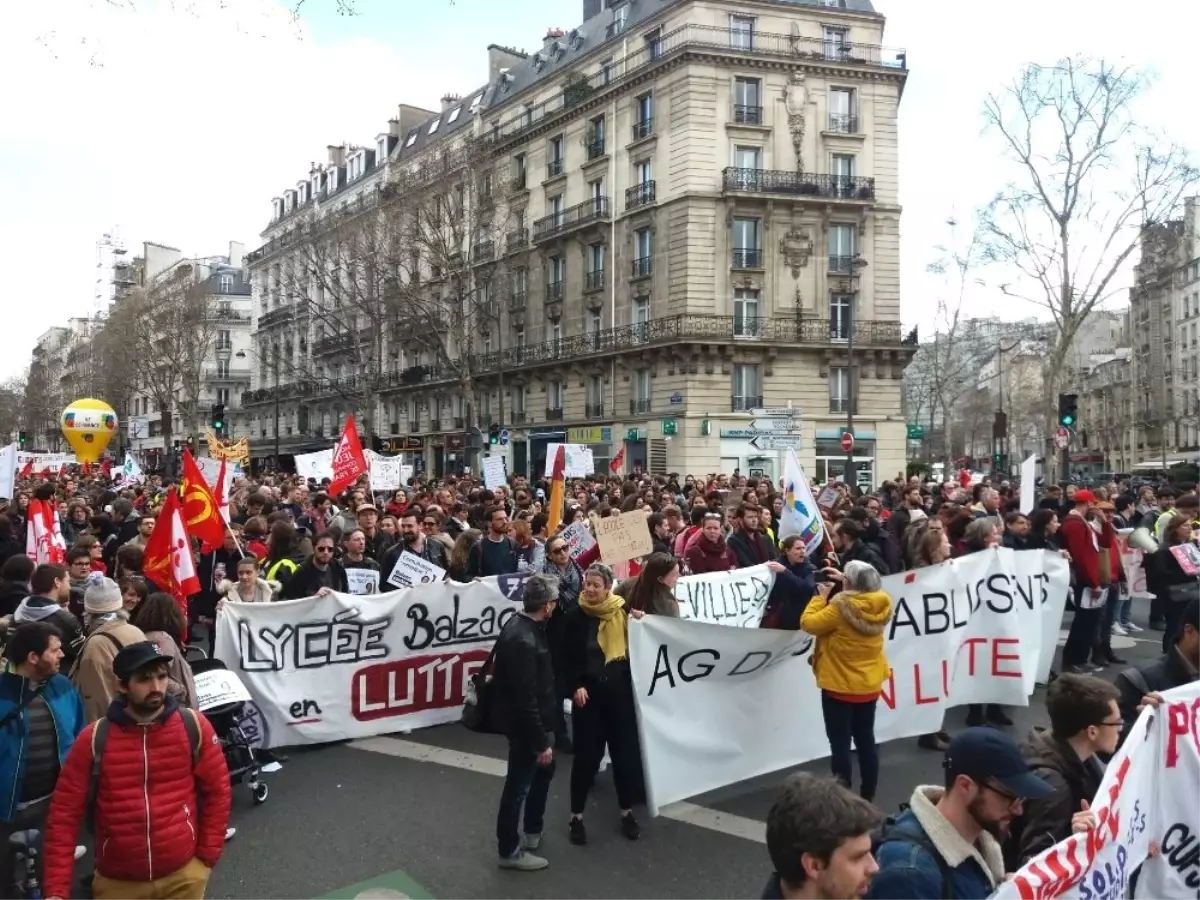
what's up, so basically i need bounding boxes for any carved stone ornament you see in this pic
[783,70,807,174]
[779,226,813,279]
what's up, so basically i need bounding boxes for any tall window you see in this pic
[217,329,231,350]
[635,93,653,135]
[587,375,604,411]
[632,295,650,342]
[732,146,762,189]
[830,294,854,341]
[216,359,230,378]
[549,194,564,227]
[829,224,856,272]
[548,380,563,410]
[734,77,762,124]
[730,14,755,50]
[734,288,761,337]
[633,369,651,410]
[633,228,653,278]
[587,244,606,291]
[829,88,855,132]
[732,218,761,268]
[635,159,653,185]
[589,177,605,212]
[829,366,852,412]
[732,364,762,410]
[550,323,563,354]
[548,135,564,176]
[832,153,856,196]
[588,115,606,158]
[823,25,848,60]
[217,274,234,293]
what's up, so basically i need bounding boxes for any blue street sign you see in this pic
[499,429,510,446]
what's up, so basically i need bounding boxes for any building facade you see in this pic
[245,0,912,482]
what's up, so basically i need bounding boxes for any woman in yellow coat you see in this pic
[800,559,893,802]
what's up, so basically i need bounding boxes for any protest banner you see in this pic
[559,521,596,560]
[482,455,506,491]
[386,551,447,589]
[543,443,593,478]
[594,511,652,563]
[995,681,1199,900]
[629,548,1070,814]
[368,453,403,492]
[295,448,334,482]
[674,564,776,627]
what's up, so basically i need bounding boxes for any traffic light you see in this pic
[1057,393,1078,428]
[211,403,226,435]
[17,430,27,448]
[488,423,500,446]
[172,439,181,452]
[992,452,1003,466]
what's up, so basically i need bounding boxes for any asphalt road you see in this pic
[202,616,1168,900]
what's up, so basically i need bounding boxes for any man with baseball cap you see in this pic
[867,728,1053,899]
[41,641,230,900]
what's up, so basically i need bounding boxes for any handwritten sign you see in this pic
[386,550,447,590]
[816,486,840,510]
[482,455,507,491]
[595,511,652,563]
[345,568,380,595]
[543,443,595,478]
[559,521,596,560]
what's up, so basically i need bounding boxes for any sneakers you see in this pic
[224,827,237,842]
[1123,621,1143,633]
[1111,623,1128,636]
[568,816,588,845]
[498,850,549,871]
[620,812,641,841]
[521,833,542,851]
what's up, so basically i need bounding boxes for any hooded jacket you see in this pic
[1010,727,1105,868]
[14,596,83,670]
[800,589,892,699]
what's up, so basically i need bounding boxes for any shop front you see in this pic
[813,430,875,488]
[567,426,613,476]
[528,427,566,479]
[377,436,426,476]
[718,428,778,482]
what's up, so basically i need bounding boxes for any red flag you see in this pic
[213,455,230,524]
[329,414,368,497]
[18,460,33,480]
[142,487,201,619]
[181,449,226,554]
[25,498,66,565]
[610,445,626,475]
[100,457,112,478]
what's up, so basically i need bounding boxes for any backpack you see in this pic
[85,706,203,832]
[870,811,954,899]
[68,630,126,682]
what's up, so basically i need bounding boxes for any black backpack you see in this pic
[870,810,954,899]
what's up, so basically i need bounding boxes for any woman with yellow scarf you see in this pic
[563,562,645,846]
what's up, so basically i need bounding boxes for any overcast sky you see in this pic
[2,0,1197,380]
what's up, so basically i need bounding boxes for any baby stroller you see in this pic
[187,652,271,805]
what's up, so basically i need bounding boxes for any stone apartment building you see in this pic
[244,0,912,481]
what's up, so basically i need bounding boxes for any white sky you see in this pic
[2,0,1197,380]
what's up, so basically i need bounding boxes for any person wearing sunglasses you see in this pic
[282,534,348,599]
[867,728,1052,900]
[1008,673,1122,869]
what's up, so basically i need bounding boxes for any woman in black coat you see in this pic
[761,535,816,630]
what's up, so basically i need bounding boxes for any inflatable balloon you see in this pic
[61,399,118,463]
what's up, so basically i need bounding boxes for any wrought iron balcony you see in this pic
[585,402,605,419]
[545,407,564,421]
[533,197,610,242]
[257,306,294,329]
[473,240,495,262]
[827,113,859,134]
[585,270,605,292]
[722,168,876,201]
[732,395,763,412]
[631,256,653,278]
[626,181,656,210]
[509,291,527,311]
[546,158,564,178]
[733,104,763,125]
[313,332,356,357]
[546,281,564,302]
[829,255,858,273]
[630,398,652,415]
[510,411,528,425]
[505,229,528,253]
[632,118,654,141]
[733,248,763,269]
[586,137,606,160]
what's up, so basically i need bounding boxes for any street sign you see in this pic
[751,435,800,451]
[749,407,799,419]
[906,424,925,440]
[751,419,801,432]
[661,418,678,436]
[1053,426,1071,451]
[840,432,855,453]
[498,429,510,447]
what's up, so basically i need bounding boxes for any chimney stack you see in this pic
[543,27,564,49]
[440,93,461,112]
[487,43,527,83]
[327,144,346,167]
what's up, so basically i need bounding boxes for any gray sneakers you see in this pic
[522,833,543,851]
[499,850,549,871]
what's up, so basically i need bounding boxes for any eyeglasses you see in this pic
[980,780,1025,811]
[423,521,437,527]
[550,545,569,554]
[1095,718,1124,729]
[315,546,335,554]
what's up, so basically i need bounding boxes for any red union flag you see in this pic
[142,487,201,619]
[329,414,368,497]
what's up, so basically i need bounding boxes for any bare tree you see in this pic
[21,359,59,450]
[981,57,1199,426]
[104,263,220,458]
[0,376,27,444]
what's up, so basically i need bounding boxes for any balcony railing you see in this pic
[509,291,527,311]
[546,158,564,178]
[587,137,606,159]
[632,118,654,140]
[626,181,656,210]
[546,281,564,302]
[632,256,653,278]
[732,395,763,412]
[722,168,876,201]
[630,398,652,414]
[473,240,495,262]
[533,197,610,242]
[512,171,527,190]
[510,411,528,425]
[733,104,764,125]
[545,407,564,420]
[827,113,859,133]
[733,248,763,269]
[829,255,858,273]
[505,229,528,253]
[585,270,605,292]
[585,402,605,419]
[257,306,294,329]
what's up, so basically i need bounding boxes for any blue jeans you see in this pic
[821,692,879,801]
[496,737,555,858]
[1118,591,1133,626]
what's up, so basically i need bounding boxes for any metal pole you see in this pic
[844,304,855,486]
[274,381,280,467]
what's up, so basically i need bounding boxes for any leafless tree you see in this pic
[0,376,27,445]
[21,359,59,450]
[981,57,1199,427]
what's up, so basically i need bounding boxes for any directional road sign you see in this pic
[749,407,799,419]
[751,435,800,451]
[751,419,801,432]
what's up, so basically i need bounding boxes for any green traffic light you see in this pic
[1061,415,1075,426]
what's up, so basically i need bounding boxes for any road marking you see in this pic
[348,736,766,845]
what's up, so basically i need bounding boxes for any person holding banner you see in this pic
[801,560,892,803]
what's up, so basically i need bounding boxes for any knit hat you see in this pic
[84,574,123,615]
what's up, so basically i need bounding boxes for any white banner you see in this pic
[213,580,524,747]
[630,548,1070,813]
[996,681,1200,900]
[369,455,403,492]
[674,563,776,627]
[0,443,16,500]
[295,448,334,482]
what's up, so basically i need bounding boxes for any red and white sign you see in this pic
[328,414,368,496]
[1053,426,1072,451]
[840,431,854,453]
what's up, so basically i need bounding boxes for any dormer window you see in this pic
[428,118,441,135]
[377,137,387,159]
[533,52,545,71]
[405,129,418,148]
[327,169,338,193]
[469,93,483,114]
[311,176,321,197]
[447,106,461,124]
[298,184,307,204]
[570,30,584,51]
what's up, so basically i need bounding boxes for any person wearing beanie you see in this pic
[69,575,147,722]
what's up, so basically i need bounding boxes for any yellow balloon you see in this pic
[61,398,118,463]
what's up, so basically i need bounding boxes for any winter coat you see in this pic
[491,613,557,752]
[217,578,282,605]
[0,579,27,619]
[71,617,148,722]
[685,535,738,574]
[801,589,892,698]
[840,538,890,577]
[1115,647,1198,749]
[283,559,349,599]
[140,630,199,710]
[761,557,816,630]
[13,596,83,671]
[727,528,775,568]
[41,696,231,898]
[0,667,86,823]
[1010,728,1105,868]
[1059,511,1105,590]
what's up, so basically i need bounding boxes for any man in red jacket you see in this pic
[42,641,231,900]
[1057,489,1110,674]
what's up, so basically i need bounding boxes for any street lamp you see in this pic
[236,349,280,465]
